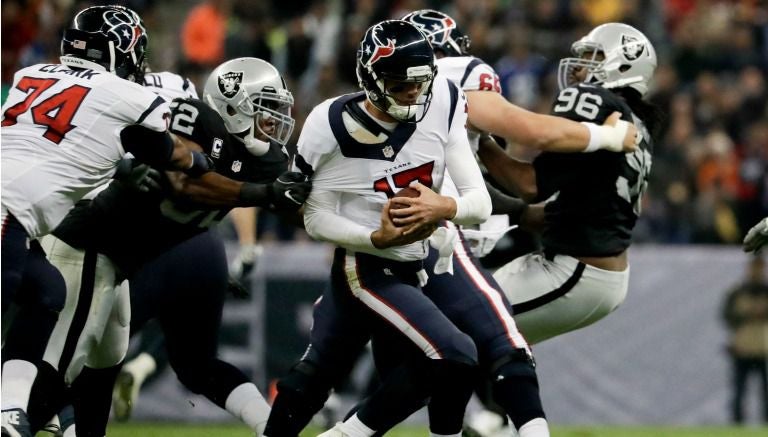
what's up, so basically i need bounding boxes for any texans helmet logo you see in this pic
[103,9,145,53]
[368,38,396,66]
[218,71,243,98]
[621,34,645,61]
[364,23,397,66]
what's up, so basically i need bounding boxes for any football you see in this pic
[391,186,420,210]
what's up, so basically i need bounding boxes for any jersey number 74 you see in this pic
[2,76,91,144]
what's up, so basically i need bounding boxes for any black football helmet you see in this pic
[402,9,471,57]
[356,20,436,122]
[60,5,148,83]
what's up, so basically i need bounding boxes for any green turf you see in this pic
[79,422,768,437]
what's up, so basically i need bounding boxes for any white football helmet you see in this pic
[558,23,657,96]
[203,57,295,156]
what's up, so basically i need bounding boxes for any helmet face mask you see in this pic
[357,20,437,122]
[204,57,295,156]
[60,5,148,83]
[557,23,657,96]
[402,9,471,57]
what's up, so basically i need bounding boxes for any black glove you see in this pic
[227,275,251,299]
[268,171,311,210]
[114,158,163,193]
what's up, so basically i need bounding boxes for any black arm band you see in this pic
[239,182,271,206]
[486,182,528,224]
[120,125,173,167]
[183,151,214,177]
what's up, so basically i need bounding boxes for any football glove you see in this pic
[743,217,768,254]
[114,158,163,193]
[268,171,311,210]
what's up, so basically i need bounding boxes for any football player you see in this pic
[267,20,538,437]
[25,58,307,437]
[0,6,214,435]
[403,9,639,258]
[480,22,660,344]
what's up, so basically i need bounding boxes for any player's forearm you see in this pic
[166,172,271,208]
[476,135,538,202]
[303,208,376,251]
[485,181,528,224]
[467,91,624,153]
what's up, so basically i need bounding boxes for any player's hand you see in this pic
[269,171,311,211]
[371,200,437,249]
[114,159,163,193]
[227,275,251,299]
[600,111,639,153]
[744,217,768,254]
[389,183,456,229]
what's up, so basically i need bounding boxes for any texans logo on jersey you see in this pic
[218,71,243,98]
[621,34,645,61]
[103,9,145,53]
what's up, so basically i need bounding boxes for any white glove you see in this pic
[743,217,768,254]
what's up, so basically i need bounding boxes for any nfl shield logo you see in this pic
[231,160,242,172]
[382,145,394,158]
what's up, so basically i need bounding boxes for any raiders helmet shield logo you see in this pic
[621,34,645,61]
[218,71,244,98]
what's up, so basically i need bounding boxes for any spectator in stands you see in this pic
[722,256,768,424]
[181,0,230,71]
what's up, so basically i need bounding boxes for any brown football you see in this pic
[390,186,420,210]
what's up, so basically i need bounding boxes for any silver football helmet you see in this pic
[203,57,295,156]
[558,23,657,96]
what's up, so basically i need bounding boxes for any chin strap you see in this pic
[242,123,270,156]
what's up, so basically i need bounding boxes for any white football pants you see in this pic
[39,236,130,385]
[493,252,629,345]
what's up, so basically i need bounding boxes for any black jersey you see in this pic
[53,98,288,276]
[532,84,653,257]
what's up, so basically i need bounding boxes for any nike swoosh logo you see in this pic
[284,191,301,205]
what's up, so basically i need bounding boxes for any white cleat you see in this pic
[112,369,140,421]
[317,422,354,437]
[466,409,506,437]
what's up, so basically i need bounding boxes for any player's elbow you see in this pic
[302,210,325,241]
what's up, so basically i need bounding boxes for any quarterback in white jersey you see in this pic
[289,20,488,436]
[298,67,489,261]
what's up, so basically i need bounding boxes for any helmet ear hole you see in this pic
[619,64,631,73]
[227,105,237,116]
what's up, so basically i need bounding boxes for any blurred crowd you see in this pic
[3,0,767,245]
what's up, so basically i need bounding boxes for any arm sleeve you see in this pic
[119,125,173,167]
[303,189,377,251]
[445,98,492,225]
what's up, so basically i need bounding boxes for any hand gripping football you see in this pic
[390,186,420,210]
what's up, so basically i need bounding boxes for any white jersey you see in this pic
[297,76,488,261]
[1,63,170,238]
[143,71,199,102]
[437,55,501,152]
[437,56,513,257]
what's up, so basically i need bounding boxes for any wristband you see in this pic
[239,182,270,206]
[184,151,213,177]
[580,122,603,153]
